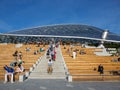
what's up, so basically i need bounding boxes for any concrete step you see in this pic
[29,46,66,79]
[29,73,66,79]
[30,73,66,77]
[33,66,65,69]
[31,71,66,74]
[32,69,65,72]
[29,76,66,79]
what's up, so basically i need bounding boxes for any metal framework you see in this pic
[0,33,120,43]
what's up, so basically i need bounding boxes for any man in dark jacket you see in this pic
[98,64,104,74]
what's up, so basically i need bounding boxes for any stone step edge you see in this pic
[28,77,66,79]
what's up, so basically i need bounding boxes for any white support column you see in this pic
[98,30,108,48]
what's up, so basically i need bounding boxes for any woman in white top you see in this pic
[73,50,76,59]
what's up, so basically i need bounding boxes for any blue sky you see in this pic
[0,0,120,34]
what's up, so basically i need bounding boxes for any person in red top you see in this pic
[53,49,56,61]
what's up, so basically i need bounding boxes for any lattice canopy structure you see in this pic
[0,24,120,43]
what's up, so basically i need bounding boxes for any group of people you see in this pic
[46,43,57,61]
[47,41,59,74]
[65,45,77,59]
[3,50,25,83]
[34,47,45,55]
[65,44,87,59]
[111,57,120,62]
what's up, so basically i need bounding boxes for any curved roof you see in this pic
[8,24,103,38]
[4,24,120,41]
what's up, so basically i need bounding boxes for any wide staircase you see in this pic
[29,46,66,79]
[61,45,120,81]
[0,43,120,82]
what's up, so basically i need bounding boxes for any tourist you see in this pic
[10,60,17,67]
[3,65,14,83]
[46,49,50,58]
[18,51,22,59]
[70,44,73,50]
[26,47,31,52]
[37,42,40,47]
[47,59,53,74]
[34,50,37,55]
[73,50,76,59]
[118,57,120,62]
[51,50,54,61]
[13,50,18,60]
[40,47,44,52]
[16,64,24,73]
[55,42,59,48]
[17,58,23,65]
[53,49,56,61]
[80,50,86,55]
[63,44,66,49]
[98,64,104,74]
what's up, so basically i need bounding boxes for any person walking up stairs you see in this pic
[47,59,53,74]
